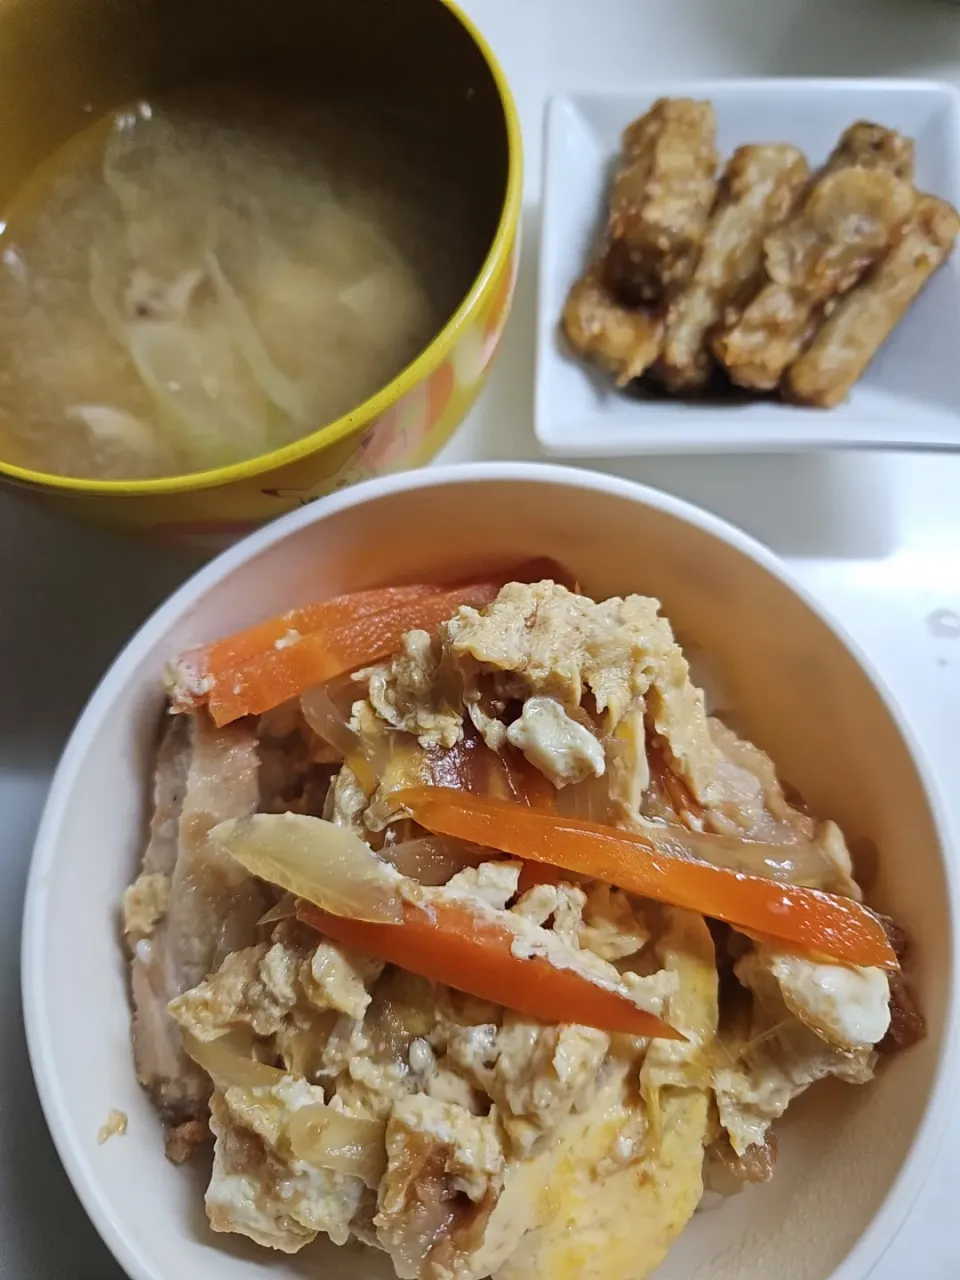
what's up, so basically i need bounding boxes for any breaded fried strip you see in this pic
[785,195,959,407]
[604,98,718,304]
[822,121,914,182]
[712,168,917,391]
[715,121,913,359]
[562,269,664,386]
[656,144,810,391]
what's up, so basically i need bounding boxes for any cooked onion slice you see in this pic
[181,1028,286,1089]
[639,820,848,891]
[287,1105,387,1187]
[256,893,298,926]
[301,685,389,795]
[182,1031,387,1185]
[301,685,362,759]
[379,835,493,885]
[210,813,402,923]
[556,772,611,824]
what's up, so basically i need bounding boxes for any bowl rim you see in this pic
[21,460,960,1280]
[0,0,523,500]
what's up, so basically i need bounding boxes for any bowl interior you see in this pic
[24,468,953,1280]
[0,0,510,478]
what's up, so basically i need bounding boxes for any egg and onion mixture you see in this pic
[124,581,903,1280]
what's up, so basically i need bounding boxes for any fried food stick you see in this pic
[604,98,718,305]
[784,194,959,407]
[712,121,916,392]
[712,167,917,391]
[656,144,810,391]
[822,121,915,181]
[562,268,665,386]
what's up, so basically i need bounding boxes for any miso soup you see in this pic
[0,87,475,480]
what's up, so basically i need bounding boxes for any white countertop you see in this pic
[3,0,960,1275]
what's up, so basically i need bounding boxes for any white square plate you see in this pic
[535,79,960,455]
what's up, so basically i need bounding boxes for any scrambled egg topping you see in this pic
[206,1081,366,1252]
[122,871,171,944]
[505,695,606,787]
[361,581,721,804]
[172,880,715,1278]
[157,581,894,1280]
[712,945,888,1156]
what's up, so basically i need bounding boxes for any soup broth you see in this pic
[0,86,474,480]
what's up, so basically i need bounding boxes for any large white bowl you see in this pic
[21,462,958,1280]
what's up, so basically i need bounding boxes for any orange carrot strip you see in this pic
[394,787,898,970]
[202,583,498,726]
[171,557,571,723]
[297,897,681,1040]
[174,584,437,702]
